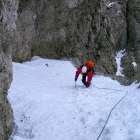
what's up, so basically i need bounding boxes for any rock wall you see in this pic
[122,0,140,82]
[12,0,36,62]
[12,0,140,82]
[0,0,18,139]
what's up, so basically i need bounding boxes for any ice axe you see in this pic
[75,81,77,88]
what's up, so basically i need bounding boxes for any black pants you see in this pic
[82,73,91,87]
[82,74,87,86]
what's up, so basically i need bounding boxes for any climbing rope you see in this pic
[96,91,128,140]
[93,85,122,92]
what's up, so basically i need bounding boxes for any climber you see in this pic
[75,60,95,87]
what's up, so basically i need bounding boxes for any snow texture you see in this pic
[8,58,139,140]
[106,2,116,8]
[115,49,125,77]
[132,62,137,68]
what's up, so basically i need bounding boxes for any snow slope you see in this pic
[8,58,140,140]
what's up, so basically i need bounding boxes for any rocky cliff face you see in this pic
[12,0,140,82]
[12,0,36,62]
[0,0,17,139]
[122,0,140,82]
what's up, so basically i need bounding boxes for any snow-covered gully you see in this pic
[8,58,139,140]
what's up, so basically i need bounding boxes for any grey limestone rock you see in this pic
[11,0,140,82]
[0,0,17,139]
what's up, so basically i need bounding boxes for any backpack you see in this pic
[85,60,95,69]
